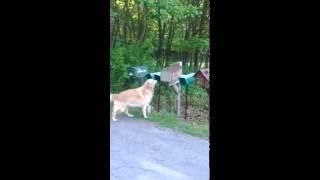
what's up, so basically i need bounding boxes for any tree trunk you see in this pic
[122,0,129,44]
[184,21,190,71]
[198,0,208,38]
[157,0,162,60]
[205,49,209,68]
[157,0,167,64]
[165,17,175,63]
[136,0,141,41]
[115,18,121,46]
[190,20,197,72]
[110,17,114,48]
[199,52,204,69]
[193,50,199,71]
[139,5,148,44]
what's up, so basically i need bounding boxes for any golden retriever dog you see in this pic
[110,79,157,121]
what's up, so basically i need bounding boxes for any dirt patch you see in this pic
[180,103,209,123]
[150,97,209,124]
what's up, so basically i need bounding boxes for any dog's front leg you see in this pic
[142,105,148,119]
[147,104,151,114]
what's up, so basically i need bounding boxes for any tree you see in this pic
[110,0,210,89]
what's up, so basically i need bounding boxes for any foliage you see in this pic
[110,40,155,92]
[110,0,210,117]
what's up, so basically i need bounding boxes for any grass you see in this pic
[129,108,209,139]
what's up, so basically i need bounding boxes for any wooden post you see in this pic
[177,84,181,116]
[172,83,181,116]
[185,85,188,120]
[157,82,161,112]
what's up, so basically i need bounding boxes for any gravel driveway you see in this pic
[110,115,210,180]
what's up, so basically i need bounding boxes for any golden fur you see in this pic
[110,79,157,121]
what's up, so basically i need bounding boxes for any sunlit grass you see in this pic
[129,108,209,139]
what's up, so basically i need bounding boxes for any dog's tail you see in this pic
[110,94,118,103]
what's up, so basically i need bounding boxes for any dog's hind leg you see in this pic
[125,108,134,118]
[142,105,148,119]
[113,102,128,121]
[112,103,120,121]
[112,109,118,121]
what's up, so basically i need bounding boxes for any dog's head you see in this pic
[144,79,157,89]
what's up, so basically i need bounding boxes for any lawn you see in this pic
[129,108,209,139]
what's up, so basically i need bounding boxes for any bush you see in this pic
[110,40,155,92]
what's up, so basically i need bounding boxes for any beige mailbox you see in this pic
[160,62,182,86]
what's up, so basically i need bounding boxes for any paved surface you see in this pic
[110,115,210,180]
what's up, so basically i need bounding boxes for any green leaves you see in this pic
[110,0,210,92]
[110,47,127,84]
[110,40,155,90]
[186,4,200,18]
[172,37,209,51]
[110,9,117,17]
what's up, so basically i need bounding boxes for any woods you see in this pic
[110,0,210,91]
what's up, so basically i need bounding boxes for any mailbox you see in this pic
[127,65,149,78]
[179,73,195,86]
[160,62,182,85]
[145,72,160,81]
[194,69,209,89]
[126,65,149,87]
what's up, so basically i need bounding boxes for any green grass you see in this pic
[129,108,209,139]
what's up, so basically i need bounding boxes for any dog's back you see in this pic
[114,88,150,107]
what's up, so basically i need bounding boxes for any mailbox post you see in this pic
[150,61,182,115]
[179,73,195,120]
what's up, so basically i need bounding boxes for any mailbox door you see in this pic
[205,81,210,89]
[160,62,182,83]
[128,67,136,76]
[135,66,148,77]
[160,71,171,82]
[195,78,204,87]
[128,66,148,78]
